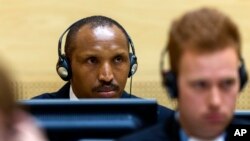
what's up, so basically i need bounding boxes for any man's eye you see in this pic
[87,57,98,64]
[220,79,236,90]
[114,56,123,63]
[191,81,208,90]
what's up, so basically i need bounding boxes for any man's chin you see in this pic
[194,123,227,140]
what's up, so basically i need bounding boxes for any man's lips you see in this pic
[96,86,117,98]
[205,113,224,124]
[97,91,116,98]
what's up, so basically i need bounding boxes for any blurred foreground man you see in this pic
[0,59,48,141]
[119,7,248,141]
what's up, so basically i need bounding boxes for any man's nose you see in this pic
[208,87,222,110]
[98,63,114,82]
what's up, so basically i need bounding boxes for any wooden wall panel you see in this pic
[1,0,249,109]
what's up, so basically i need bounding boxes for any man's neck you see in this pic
[176,112,226,141]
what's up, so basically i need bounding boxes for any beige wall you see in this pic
[1,0,250,109]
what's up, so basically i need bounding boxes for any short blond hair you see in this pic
[167,7,241,74]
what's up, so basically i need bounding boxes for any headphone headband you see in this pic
[58,19,85,58]
[58,20,137,59]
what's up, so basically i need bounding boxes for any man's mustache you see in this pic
[92,83,119,92]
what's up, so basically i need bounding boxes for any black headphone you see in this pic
[160,48,249,98]
[56,19,138,81]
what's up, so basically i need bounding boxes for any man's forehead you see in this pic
[74,25,127,48]
[179,47,239,73]
[92,26,115,40]
[181,47,238,62]
[77,24,126,41]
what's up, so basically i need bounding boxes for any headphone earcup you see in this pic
[56,55,71,81]
[162,71,178,98]
[239,62,248,91]
[128,53,138,77]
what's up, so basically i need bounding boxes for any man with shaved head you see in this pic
[32,16,173,122]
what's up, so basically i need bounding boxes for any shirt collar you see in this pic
[188,134,225,141]
[180,128,225,141]
[69,85,79,100]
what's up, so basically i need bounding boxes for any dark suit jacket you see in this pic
[118,113,180,141]
[118,112,247,141]
[32,82,174,122]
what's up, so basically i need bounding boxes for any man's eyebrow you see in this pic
[220,77,237,82]
[114,52,128,56]
[187,77,207,82]
[77,52,98,57]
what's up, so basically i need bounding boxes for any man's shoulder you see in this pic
[157,104,174,121]
[31,83,70,99]
[123,91,174,121]
[121,91,138,98]
[118,122,167,141]
[32,92,60,99]
[118,114,177,141]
